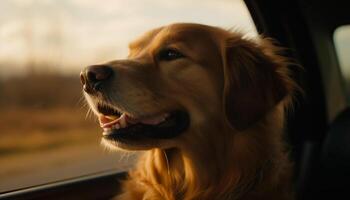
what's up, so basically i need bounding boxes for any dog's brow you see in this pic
[129,27,165,50]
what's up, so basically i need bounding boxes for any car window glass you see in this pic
[334,25,350,103]
[0,0,257,193]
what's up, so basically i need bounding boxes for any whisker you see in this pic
[76,93,87,108]
[119,151,127,162]
[125,151,133,163]
[85,108,93,119]
[163,150,170,176]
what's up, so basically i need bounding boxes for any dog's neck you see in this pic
[129,107,293,200]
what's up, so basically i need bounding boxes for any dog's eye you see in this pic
[157,48,184,61]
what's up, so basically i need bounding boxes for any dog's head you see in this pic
[80,23,293,151]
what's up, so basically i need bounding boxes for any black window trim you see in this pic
[0,170,126,200]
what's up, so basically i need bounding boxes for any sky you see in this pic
[0,0,349,80]
[0,0,257,77]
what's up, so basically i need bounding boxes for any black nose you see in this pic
[80,65,113,94]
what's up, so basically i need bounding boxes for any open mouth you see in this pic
[96,103,190,142]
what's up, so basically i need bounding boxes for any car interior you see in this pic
[0,0,349,199]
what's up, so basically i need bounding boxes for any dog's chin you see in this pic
[100,137,174,151]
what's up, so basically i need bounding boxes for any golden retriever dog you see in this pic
[80,23,296,200]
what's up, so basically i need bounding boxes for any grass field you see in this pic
[0,73,98,157]
[0,107,99,157]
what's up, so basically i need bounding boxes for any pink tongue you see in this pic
[99,113,169,129]
[140,114,169,125]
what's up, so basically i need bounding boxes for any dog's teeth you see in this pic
[102,131,110,136]
[103,127,111,132]
[113,124,120,129]
[120,113,127,128]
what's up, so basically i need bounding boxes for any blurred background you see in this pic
[0,0,257,192]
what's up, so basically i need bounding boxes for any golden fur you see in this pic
[84,23,296,200]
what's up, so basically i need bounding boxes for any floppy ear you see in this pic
[223,37,291,130]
